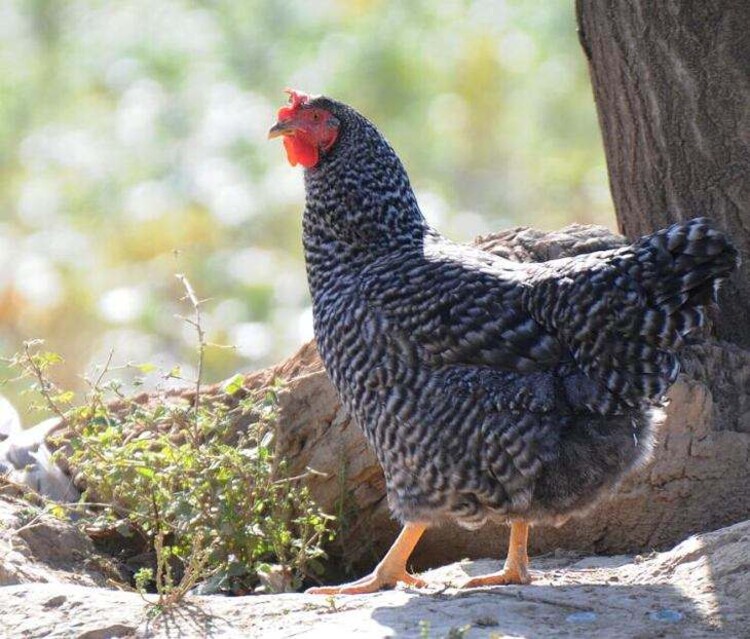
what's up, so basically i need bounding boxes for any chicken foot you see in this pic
[462,520,532,587]
[307,523,427,595]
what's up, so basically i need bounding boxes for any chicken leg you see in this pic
[462,520,532,588]
[307,523,427,595]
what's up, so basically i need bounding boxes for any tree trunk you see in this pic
[576,0,750,347]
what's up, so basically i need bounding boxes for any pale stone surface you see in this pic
[2,519,749,638]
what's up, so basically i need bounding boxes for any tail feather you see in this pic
[532,217,738,411]
[635,217,738,343]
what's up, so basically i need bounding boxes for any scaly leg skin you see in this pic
[462,520,532,588]
[307,523,428,595]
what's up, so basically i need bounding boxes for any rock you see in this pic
[1,519,749,638]
[77,624,137,639]
[0,489,125,588]
[0,410,79,503]
[43,594,67,608]
[0,395,22,441]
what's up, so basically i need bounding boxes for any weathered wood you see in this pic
[576,0,750,347]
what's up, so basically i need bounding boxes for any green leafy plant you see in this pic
[5,276,334,607]
[66,390,332,597]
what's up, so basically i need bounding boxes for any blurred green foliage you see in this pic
[0,0,614,423]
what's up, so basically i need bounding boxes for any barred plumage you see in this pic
[271,94,738,587]
[293,96,739,531]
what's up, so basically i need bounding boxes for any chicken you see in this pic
[268,90,739,594]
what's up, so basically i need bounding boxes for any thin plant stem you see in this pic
[175,274,205,441]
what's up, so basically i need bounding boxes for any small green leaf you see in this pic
[39,351,64,366]
[51,391,75,405]
[136,466,155,479]
[134,362,157,374]
[223,374,245,396]
[47,504,67,519]
[134,567,154,593]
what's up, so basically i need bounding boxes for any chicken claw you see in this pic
[307,570,427,595]
[306,523,427,595]
[462,521,532,589]
[461,566,531,588]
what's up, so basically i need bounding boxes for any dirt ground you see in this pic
[2,490,749,639]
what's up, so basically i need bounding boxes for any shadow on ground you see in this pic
[369,537,750,639]
[371,582,707,639]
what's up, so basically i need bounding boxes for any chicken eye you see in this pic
[312,112,321,122]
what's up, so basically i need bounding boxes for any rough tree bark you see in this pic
[576,0,750,347]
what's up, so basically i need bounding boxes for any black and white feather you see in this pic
[299,96,738,529]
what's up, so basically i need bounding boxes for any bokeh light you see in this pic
[0,0,613,423]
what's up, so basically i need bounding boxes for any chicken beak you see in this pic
[268,120,296,139]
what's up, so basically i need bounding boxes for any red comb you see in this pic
[277,89,310,121]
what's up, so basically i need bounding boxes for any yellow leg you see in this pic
[462,520,532,588]
[307,523,428,595]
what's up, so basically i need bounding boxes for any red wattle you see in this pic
[283,136,319,168]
